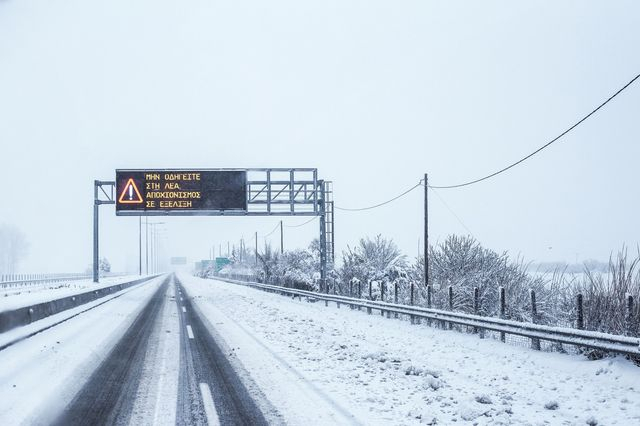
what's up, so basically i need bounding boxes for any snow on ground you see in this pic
[182,275,640,426]
[0,274,148,312]
[128,280,181,425]
[0,276,165,424]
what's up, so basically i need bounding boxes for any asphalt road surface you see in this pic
[53,274,267,425]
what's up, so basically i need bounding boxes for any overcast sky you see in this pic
[1,0,639,273]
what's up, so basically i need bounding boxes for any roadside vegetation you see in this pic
[201,235,640,342]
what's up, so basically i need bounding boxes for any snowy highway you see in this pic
[1,274,639,425]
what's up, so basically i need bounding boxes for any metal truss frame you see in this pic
[93,169,334,288]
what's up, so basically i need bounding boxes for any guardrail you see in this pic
[212,275,640,357]
[0,273,125,289]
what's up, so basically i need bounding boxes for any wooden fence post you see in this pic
[410,281,415,324]
[530,290,540,350]
[448,285,453,330]
[499,286,506,343]
[626,294,634,336]
[473,287,479,334]
[426,285,432,326]
[394,283,398,319]
[576,293,584,330]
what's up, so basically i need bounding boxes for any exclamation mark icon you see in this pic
[129,184,133,200]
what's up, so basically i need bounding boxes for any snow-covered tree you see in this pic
[339,235,408,300]
[0,224,29,275]
[99,257,111,274]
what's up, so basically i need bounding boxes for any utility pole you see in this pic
[93,181,99,283]
[255,232,258,264]
[227,241,230,257]
[145,217,149,275]
[138,217,142,276]
[280,220,284,254]
[150,224,154,274]
[424,173,429,288]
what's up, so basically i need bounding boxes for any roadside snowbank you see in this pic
[182,275,640,425]
[0,275,148,312]
[0,277,164,424]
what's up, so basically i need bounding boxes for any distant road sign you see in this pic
[170,257,187,265]
[215,257,231,272]
[116,169,247,215]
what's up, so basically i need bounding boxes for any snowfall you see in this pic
[0,274,639,425]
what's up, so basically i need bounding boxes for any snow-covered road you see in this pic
[0,275,165,423]
[1,273,639,425]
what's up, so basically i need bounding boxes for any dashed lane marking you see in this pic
[182,306,187,313]
[186,325,194,339]
[199,382,221,426]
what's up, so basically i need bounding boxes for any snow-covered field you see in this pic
[0,275,148,312]
[182,275,640,425]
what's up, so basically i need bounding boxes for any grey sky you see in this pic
[1,1,639,273]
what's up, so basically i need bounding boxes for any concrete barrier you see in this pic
[0,275,160,334]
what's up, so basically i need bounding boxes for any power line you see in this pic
[261,223,280,238]
[335,181,423,212]
[284,216,317,228]
[427,185,475,238]
[430,72,640,189]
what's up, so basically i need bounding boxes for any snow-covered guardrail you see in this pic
[0,275,161,334]
[214,276,640,357]
[0,273,125,289]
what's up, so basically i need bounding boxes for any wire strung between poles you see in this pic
[335,181,423,212]
[430,72,640,189]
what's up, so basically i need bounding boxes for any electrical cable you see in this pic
[427,185,476,238]
[430,72,640,189]
[335,181,423,211]
[261,223,280,238]
[284,216,317,228]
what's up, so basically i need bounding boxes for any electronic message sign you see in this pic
[115,169,247,215]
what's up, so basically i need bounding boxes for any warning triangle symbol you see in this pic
[118,178,144,204]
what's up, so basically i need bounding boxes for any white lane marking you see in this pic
[182,306,187,313]
[199,382,221,426]
[180,297,184,301]
[186,325,194,339]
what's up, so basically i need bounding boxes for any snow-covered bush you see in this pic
[426,235,555,323]
[338,235,409,301]
[569,248,640,337]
